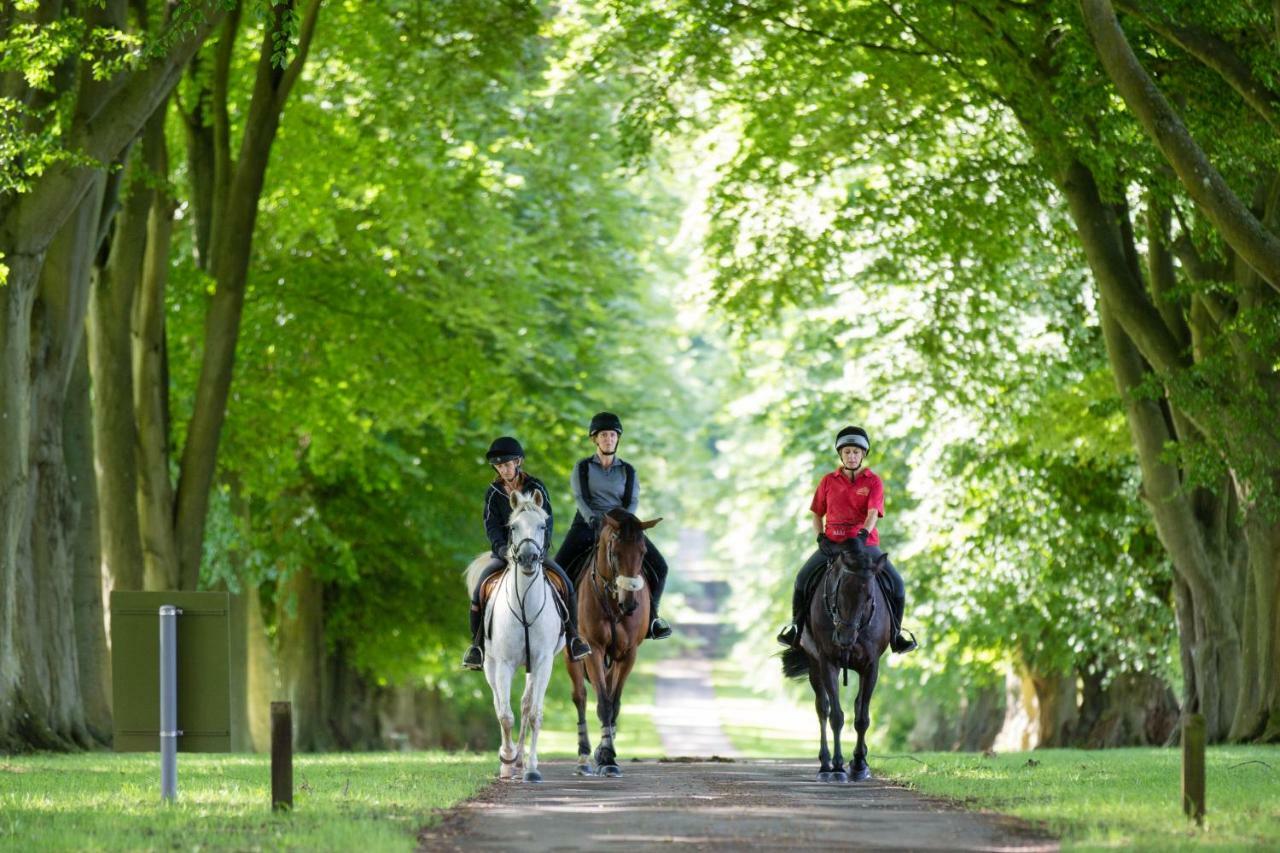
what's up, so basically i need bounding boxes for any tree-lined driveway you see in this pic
[417,760,1057,851]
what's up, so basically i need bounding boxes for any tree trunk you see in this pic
[90,147,150,593]
[131,104,181,591]
[277,567,330,751]
[173,0,322,591]
[1080,672,1180,747]
[1030,671,1079,748]
[1055,158,1247,740]
[68,344,112,742]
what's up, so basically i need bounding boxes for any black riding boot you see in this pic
[561,589,592,660]
[889,591,917,654]
[461,605,484,670]
[776,582,807,647]
[643,563,672,640]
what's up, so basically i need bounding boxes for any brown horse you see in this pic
[565,508,661,777]
[781,542,892,782]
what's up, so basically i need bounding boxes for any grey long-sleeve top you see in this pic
[570,455,639,523]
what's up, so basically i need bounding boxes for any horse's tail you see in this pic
[780,647,810,680]
[463,553,495,598]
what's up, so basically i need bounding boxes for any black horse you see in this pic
[781,542,892,782]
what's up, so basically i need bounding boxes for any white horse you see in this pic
[463,489,564,782]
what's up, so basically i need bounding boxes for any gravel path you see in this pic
[417,759,1058,852]
[652,528,739,759]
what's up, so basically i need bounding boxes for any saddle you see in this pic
[478,565,569,610]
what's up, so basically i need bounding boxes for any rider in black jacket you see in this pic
[462,436,592,670]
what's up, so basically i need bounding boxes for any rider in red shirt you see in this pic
[777,425,917,653]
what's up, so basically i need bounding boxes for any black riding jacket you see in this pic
[483,475,554,557]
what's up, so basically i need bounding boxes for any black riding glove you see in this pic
[856,528,871,543]
[817,533,838,558]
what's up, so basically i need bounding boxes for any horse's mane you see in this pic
[605,508,644,542]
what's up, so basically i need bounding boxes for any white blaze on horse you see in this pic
[464,489,564,782]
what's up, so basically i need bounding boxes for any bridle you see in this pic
[503,514,548,671]
[591,527,645,620]
[823,556,876,645]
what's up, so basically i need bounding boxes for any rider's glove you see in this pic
[855,528,871,542]
[817,533,837,557]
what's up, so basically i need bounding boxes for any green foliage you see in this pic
[168,0,692,693]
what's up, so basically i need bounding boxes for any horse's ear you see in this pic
[602,513,620,529]
[509,490,521,510]
[532,489,543,508]
[874,553,889,572]
[640,517,663,530]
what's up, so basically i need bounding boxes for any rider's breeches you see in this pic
[470,555,581,643]
[791,546,906,630]
[642,538,668,616]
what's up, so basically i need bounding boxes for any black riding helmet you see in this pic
[835,425,871,453]
[589,411,624,436]
[486,436,525,464]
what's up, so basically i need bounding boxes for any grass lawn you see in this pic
[0,751,488,851]
[708,655,1279,850]
[888,747,1280,852]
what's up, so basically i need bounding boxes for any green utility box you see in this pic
[110,591,232,752]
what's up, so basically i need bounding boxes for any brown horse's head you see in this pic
[597,509,661,617]
[829,545,888,650]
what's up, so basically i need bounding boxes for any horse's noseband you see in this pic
[513,537,543,574]
[825,562,875,644]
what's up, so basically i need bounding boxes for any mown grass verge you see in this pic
[0,751,488,851]
[883,747,1278,852]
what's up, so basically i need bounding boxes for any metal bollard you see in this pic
[159,605,181,803]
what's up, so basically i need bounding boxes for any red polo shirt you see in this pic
[810,467,885,546]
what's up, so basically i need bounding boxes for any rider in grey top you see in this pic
[554,411,672,640]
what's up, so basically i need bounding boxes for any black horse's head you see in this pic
[829,544,888,650]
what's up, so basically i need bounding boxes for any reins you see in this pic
[504,535,549,673]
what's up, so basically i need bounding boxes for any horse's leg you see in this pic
[851,661,878,781]
[820,661,848,782]
[807,662,832,781]
[585,650,616,772]
[567,658,594,775]
[521,657,554,783]
[516,669,533,773]
[489,658,517,781]
[598,653,636,777]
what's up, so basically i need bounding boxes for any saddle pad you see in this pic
[479,566,567,607]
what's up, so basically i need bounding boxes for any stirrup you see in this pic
[891,629,918,654]
[568,636,592,661]
[648,617,672,640]
[461,645,484,670]
[776,623,799,648]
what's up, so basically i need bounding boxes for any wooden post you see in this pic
[1182,713,1205,825]
[271,701,293,812]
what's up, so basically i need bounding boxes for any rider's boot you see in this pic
[461,605,485,670]
[776,623,800,647]
[648,615,672,640]
[565,606,592,660]
[889,591,918,654]
[776,582,807,647]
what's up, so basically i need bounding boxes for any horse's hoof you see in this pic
[575,764,594,777]
[830,770,848,783]
[601,764,622,778]
[523,770,543,783]
[851,766,872,782]
[817,771,832,783]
